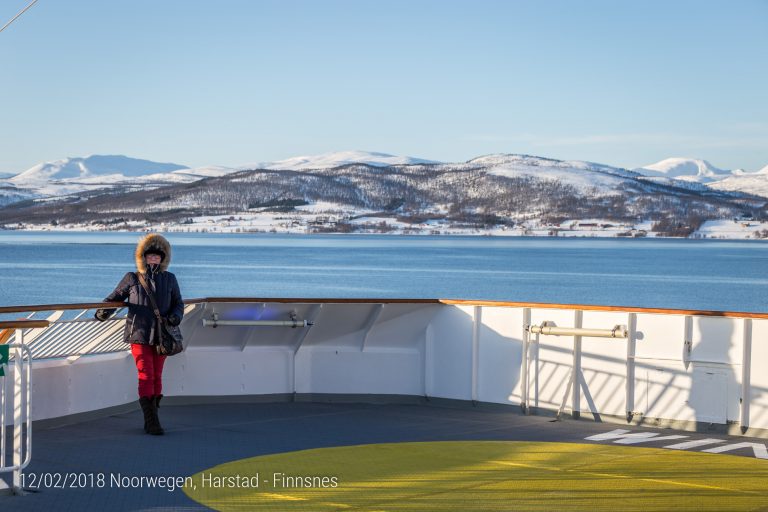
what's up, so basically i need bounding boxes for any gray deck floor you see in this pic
[3,401,767,511]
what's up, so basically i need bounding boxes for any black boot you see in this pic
[139,397,152,433]
[139,397,164,435]
[153,394,164,433]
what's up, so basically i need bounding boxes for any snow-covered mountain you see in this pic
[249,150,440,171]
[634,158,730,183]
[10,155,188,184]
[0,185,37,207]
[4,155,191,197]
[3,151,759,240]
[471,154,636,194]
[708,164,768,198]
[633,158,768,197]
[1,156,247,197]
[2,151,767,215]
[0,152,438,199]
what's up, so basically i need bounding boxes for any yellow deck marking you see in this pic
[490,460,760,494]
[258,492,306,501]
[184,441,768,511]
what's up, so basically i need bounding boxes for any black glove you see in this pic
[94,308,115,322]
[166,314,181,327]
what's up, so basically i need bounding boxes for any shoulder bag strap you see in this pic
[136,272,163,323]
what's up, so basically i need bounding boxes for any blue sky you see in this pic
[1,0,766,172]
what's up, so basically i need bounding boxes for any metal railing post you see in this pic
[471,306,481,403]
[572,310,583,419]
[521,308,531,414]
[741,318,752,433]
[0,327,33,496]
[12,330,23,491]
[626,313,637,421]
[0,342,5,491]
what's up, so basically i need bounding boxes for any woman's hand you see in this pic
[165,314,181,326]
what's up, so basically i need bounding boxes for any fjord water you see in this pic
[0,232,766,313]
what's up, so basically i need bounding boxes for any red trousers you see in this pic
[131,343,167,398]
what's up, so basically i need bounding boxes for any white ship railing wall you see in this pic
[1,299,767,437]
[0,323,36,495]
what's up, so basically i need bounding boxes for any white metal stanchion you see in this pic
[0,329,32,496]
[741,318,753,433]
[521,308,531,414]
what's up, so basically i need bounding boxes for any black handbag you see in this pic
[136,272,184,356]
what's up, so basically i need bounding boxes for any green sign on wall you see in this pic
[0,345,8,377]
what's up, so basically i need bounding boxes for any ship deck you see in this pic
[5,298,768,510]
[6,400,768,511]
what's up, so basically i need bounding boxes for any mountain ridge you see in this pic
[1,151,765,238]
[5,151,766,196]
[2,150,768,238]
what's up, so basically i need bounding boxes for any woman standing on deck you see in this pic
[95,233,184,436]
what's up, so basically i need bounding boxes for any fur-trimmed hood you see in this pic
[135,233,172,273]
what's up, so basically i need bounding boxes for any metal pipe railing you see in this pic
[202,310,313,329]
[202,319,313,328]
[527,324,628,339]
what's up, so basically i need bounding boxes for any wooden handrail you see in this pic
[0,302,126,314]
[185,297,442,305]
[187,297,768,319]
[439,299,768,319]
[0,298,765,319]
[0,328,12,344]
[0,320,50,329]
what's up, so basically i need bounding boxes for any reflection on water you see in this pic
[0,232,766,312]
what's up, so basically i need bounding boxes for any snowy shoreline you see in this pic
[5,215,768,240]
